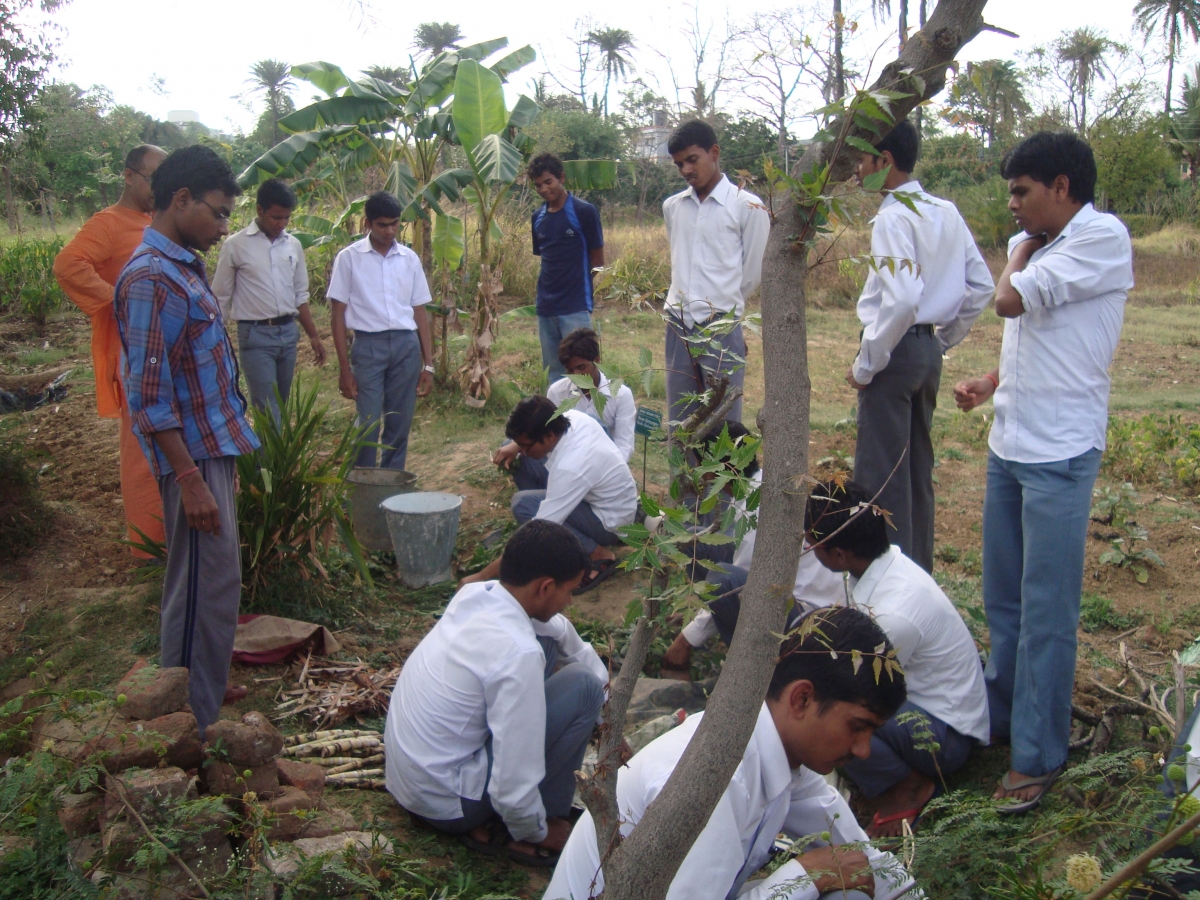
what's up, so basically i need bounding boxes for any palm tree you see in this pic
[246,59,294,148]
[1170,63,1200,182]
[586,27,636,117]
[363,66,409,90]
[1135,0,1200,114]
[1055,28,1118,135]
[960,60,1030,147]
[868,0,910,52]
[414,22,463,57]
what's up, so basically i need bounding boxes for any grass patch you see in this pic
[1079,591,1141,633]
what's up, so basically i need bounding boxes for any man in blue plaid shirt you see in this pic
[115,145,258,735]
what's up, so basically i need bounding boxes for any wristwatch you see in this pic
[422,364,435,374]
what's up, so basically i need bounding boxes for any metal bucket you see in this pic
[346,468,417,552]
[381,492,463,588]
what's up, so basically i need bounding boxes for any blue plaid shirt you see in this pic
[114,227,259,477]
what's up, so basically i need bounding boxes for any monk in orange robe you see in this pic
[54,144,168,560]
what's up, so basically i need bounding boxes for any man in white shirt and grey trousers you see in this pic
[955,132,1133,814]
[848,119,994,573]
[213,178,327,422]
[385,520,607,865]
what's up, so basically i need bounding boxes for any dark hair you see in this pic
[151,145,241,211]
[874,119,919,173]
[499,520,591,586]
[804,479,889,561]
[124,144,164,173]
[698,421,760,479]
[364,190,402,222]
[528,152,565,181]
[768,606,907,719]
[667,119,718,155]
[256,178,296,211]
[505,396,572,443]
[1000,131,1097,205]
[557,327,600,366]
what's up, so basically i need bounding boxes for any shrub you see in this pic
[0,237,68,326]
[1104,413,1200,494]
[0,433,50,562]
[941,177,1016,249]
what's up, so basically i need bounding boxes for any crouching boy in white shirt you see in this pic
[805,480,989,837]
[545,605,920,900]
[385,520,608,866]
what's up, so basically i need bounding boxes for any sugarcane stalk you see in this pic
[283,729,380,747]
[285,736,382,758]
[325,768,385,784]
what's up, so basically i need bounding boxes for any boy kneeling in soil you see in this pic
[545,605,920,900]
[385,520,608,866]
[806,479,989,837]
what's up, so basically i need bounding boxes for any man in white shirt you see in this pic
[213,178,327,422]
[805,480,988,837]
[545,605,920,900]
[386,520,607,866]
[847,119,994,573]
[471,397,639,593]
[663,120,769,431]
[954,133,1133,814]
[328,191,434,471]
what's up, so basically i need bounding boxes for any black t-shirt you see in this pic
[531,194,604,316]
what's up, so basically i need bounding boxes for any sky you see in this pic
[51,0,1169,137]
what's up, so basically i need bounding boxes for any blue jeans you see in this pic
[983,448,1102,777]
[511,490,619,554]
[842,701,975,798]
[237,319,299,423]
[538,311,592,384]
[350,329,422,471]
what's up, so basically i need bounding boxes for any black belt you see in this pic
[907,324,934,335]
[240,315,296,326]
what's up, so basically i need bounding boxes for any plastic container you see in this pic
[346,468,417,552]
[381,491,463,588]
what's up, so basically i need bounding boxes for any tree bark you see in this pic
[594,2,990,898]
[833,0,846,101]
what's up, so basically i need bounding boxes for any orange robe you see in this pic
[54,206,165,558]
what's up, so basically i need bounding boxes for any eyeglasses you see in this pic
[194,197,231,222]
[129,169,151,183]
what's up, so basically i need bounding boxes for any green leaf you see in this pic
[696,532,735,545]
[547,395,580,422]
[562,159,618,191]
[507,94,540,129]
[279,95,397,132]
[237,128,353,187]
[453,59,509,156]
[846,136,880,156]
[499,304,538,320]
[458,37,511,61]
[861,167,889,192]
[490,45,537,81]
[291,62,352,97]
[432,214,464,269]
[472,133,523,184]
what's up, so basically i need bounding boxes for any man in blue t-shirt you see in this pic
[529,153,605,383]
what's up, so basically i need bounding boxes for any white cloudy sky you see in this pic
[51,0,1172,136]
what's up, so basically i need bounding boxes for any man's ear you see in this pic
[787,679,818,718]
[1052,174,1072,201]
[171,187,192,212]
[710,144,721,164]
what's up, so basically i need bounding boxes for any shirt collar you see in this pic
[879,179,925,212]
[353,235,402,256]
[142,226,198,265]
[849,545,902,606]
[686,173,734,206]
[1048,202,1099,247]
[753,703,797,799]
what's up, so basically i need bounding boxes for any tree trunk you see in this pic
[3,164,16,233]
[593,3,990,897]
[833,0,846,100]
[899,0,909,50]
[1166,21,1178,115]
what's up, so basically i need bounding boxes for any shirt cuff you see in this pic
[133,403,183,436]
[682,611,718,648]
[754,858,819,900]
[1008,269,1039,310]
[851,358,875,386]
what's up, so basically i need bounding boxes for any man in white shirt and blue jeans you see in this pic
[955,132,1133,813]
[328,191,435,471]
[385,520,607,866]
[848,119,994,572]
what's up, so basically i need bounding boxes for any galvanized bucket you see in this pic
[381,491,463,588]
[346,468,417,552]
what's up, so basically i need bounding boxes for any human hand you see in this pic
[417,369,433,398]
[846,367,869,391]
[310,337,327,367]
[179,471,221,535]
[798,846,874,897]
[492,442,521,469]
[1012,233,1047,265]
[953,376,996,412]
[338,368,357,401]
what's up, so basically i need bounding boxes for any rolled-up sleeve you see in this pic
[1010,223,1132,311]
[484,650,550,842]
[118,271,185,437]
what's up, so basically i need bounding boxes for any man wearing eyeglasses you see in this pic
[54,144,168,563]
[114,145,259,736]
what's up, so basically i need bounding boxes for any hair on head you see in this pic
[768,605,907,719]
[364,190,402,222]
[124,144,164,173]
[505,395,572,443]
[528,152,565,181]
[557,327,601,366]
[151,145,241,211]
[499,520,591,586]
[873,119,919,173]
[698,421,760,479]
[1000,131,1097,205]
[668,119,718,155]
[257,178,297,211]
[804,478,890,561]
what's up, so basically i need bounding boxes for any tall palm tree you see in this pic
[1135,0,1200,114]
[1055,28,1118,135]
[413,22,463,56]
[868,0,910,52]
[246,59,293,148]
[968,60,1031,146]
[586,27,636,117]
[363,66,409,90]
[1170,63,1200,182]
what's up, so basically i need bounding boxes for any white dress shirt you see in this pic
[853,181,994,384]
[326,236,432,333]
[989,204,1133,464]
[212,222,309,323]
[663,175,770,328]
[536,409,639,530]
[849,546,989,743]
[546,373,637,461]
[384,580,604,843]
[544,704,919,900]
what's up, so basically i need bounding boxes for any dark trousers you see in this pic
[664,317,745,432]
[853,329,942,572]
[706,566,804,647]
[842,701,975,798]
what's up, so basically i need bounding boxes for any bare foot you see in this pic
[222,684,248,706]
[660,634,693,682]
[867,770,937,838]
[993,769,1046,804]
[590,546,617,563]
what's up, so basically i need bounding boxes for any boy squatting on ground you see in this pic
[805,479,990,837]
[384,520,608,866]
[470,395,639,594]
[544,605,921,900]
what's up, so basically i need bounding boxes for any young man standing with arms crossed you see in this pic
[529,153,605,384]
[328,191,434,472]
[955,132,1133,813]
[213,178,326,422]
[848,119,994,573]
[55,143,168,562]
[662,120,769,429]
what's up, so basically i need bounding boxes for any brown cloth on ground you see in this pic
[232,615,341,665]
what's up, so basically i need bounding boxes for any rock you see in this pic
[261,785,342,841]
[66,836,99,874]
[33,714,108,763]
[277,758,325,798]
[626,676,716,727]
[103,767,196,825]
[88,711,204,773]
[56,789,101,838]
[115,662,190,721]
[204,712,283,767]
[203,759,279,798]
[153,711,205,770]
[291,807,357,841]
[100,818,138,860]
[265,831,393,893]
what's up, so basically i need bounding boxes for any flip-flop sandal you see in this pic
[506,842,561,868]
[868,784,943,836]
[573,558,618,595]
[995,765,1064,816]
[456,818,510,859]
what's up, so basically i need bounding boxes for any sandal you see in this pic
[868,785,942,836]
[506,842,561,868]
[995,766,1063,816]
[573,558,618,595]
[456,818,510,859]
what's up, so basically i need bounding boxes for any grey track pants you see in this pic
[158,455,241,737]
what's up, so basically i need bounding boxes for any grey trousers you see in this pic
[350,329,422,471]
[511,489,620,554]
[158,456,241,737]
[853,329,942,573]
[665,317,745,432]
[237,319,298,423]
[841,700,975,798]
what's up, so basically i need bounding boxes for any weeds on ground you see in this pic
[0,431,50,563]
[1105,414,1200,495]
[1080,592,1142,633]
[0,237,67,327]
[1091,483,1166,584]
